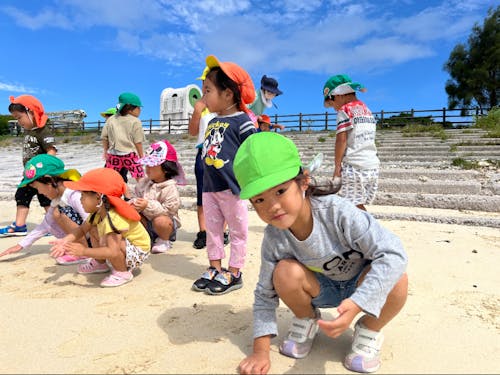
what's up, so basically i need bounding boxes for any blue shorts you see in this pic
[195,149,204,206]
[311,266,367,308]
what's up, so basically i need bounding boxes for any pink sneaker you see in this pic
[56,254,89,265]
[77,258,110,274]
[100,270,133,287]
[151,238,172,254]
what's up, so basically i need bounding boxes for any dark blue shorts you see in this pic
[195,148,204,206]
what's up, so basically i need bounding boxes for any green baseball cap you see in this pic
[234,132,302,199]
[117,92,142,112]
[100,107,117,118]
[19,154,80,187]
[323,74,365,100]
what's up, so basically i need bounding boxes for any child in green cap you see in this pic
[100,106,129,183]
[323,74,379,211]
[234,132,408,374]
[101,92,146,198]
[0,154,89,265]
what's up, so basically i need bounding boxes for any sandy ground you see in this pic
[0,201,499,374]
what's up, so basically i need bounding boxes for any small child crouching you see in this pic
[50,168,151,287]
[135,140,184,254]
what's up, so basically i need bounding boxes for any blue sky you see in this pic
[0,0,496,123]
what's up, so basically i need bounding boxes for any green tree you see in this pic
[444,6,499,113]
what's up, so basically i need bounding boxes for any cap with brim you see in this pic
[9,95,48,128]
[116,92,143,112]
[196,66,210,81]
[205,55,255,112]
[234,132,301,199]
[64,168,140,221]
[100,107,117,118]
[261,75,283,96]
[323,74,366,100]
[19,154,80,187]
[258,114,271,125]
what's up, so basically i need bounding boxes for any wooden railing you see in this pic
[74,107,490,134]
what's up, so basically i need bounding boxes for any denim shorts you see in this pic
[311,267,367,308]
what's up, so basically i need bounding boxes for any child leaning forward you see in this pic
[234,132,408,374]
[50,168,151,287]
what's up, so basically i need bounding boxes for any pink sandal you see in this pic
[77,258,110,274]
[100,270,133,287]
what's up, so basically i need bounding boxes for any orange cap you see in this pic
[64,168,140,221]
[9,95,48,127]
[259,114,271,124]
[206,55,255,113]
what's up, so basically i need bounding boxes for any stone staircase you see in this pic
[0,128,498,227]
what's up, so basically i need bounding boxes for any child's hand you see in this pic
[64,242,87,257]
[132,198,148,212]
[193,99,207,113]
[49,238,67,258]
[238,351,271,375]
[317,298,361,338]
[0,244,23,258]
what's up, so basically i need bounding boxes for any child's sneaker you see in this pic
[77,258,110,274]
[192,266,219,292]
[151,238,172,254]
[223,230,230,246]
[205,269,242,295]
[192,231,206,249]
[0,222,27,237]
[100,270,133,287]
[279,309,321,359]
[56,254,89,265]
[344,319,384,373]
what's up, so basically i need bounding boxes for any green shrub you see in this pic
[474,107,500,138]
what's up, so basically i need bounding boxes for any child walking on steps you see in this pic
[0,154,88,264]
[323,74,379,211]
[0,95,57,237]
[234,132,408,374]
[50,168,151,287]
[134,140,184,254]
[191,55,257,295]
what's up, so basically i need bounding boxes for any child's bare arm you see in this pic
[334,132,347,177]
[188,100,207,136]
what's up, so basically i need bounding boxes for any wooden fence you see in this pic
[74,107,489,134]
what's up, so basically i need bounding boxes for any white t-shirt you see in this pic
[196,110,217,147]
[336,100,379,170]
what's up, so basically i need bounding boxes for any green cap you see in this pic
[234,132,301,199]
[117,92,142,112]
[19,154,81,187]
[100,107,117,118]
[323,74,365,100]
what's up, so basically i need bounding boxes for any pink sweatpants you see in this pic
[202,190,248,269]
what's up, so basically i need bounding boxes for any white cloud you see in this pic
[1,0,492,75]
[2,6,73,30]
[0,81,37,93]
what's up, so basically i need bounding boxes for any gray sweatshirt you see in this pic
[253,195,407,339]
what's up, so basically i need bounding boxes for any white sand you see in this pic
[0,202,499,374]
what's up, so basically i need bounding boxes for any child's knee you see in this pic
[273,259,307,289]
[152,215,173,232]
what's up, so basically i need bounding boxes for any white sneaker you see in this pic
[279,309,320,359]
[151,238,172,254]
[344,319,384,373]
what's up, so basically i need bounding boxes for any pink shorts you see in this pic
[105,152,144,179]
